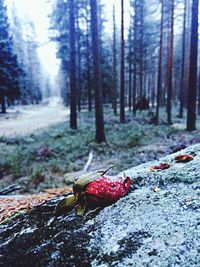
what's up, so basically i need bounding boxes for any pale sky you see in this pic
[6,0,131,77]
[6,0,60,78]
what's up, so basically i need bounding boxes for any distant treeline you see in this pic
[51,0,199,142]
[0,0,199,143]
[0,0,50,113]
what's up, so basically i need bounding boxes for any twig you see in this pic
[83,151,93,172]
[0,184,21,195]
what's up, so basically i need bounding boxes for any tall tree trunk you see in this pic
[120,0,125,123]
[166,0,174,125]
[0,95,6,114]
[179,0,186,118]
[155,0,164,125]
[132,0,137,115]
[90,0,106,143]
[184,0,191,108]
[69,0,77,129]
[76,11,82,113]
[139,0,144,99]
[86,3,92,112]
[187,0,199,131]
[128,25,132,112]
[112,4,117,115]
[198,57,200,115]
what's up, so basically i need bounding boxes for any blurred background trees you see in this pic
[0,0,199,140]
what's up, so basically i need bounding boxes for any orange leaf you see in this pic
[175,154,194,163]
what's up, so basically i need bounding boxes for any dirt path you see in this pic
[0,98,70,137]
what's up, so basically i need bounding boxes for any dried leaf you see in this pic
[76,204,86,216]
[55,195,77,216]
[149,163,170,172]
[175,154,194,163]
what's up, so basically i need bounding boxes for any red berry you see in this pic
[85,175,132,207]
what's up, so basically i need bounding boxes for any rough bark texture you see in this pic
[187,0,199,131]
[0,144,200,266]
[90,0,106,143]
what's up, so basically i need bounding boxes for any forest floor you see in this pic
[0,97,69,137]
[0,102,200,194]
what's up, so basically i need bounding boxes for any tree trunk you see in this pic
[179,0,186,118]
[69,0,77,129]
[139,0,144,99]
[198,60,200,115]
[128,25,132,112]
[1,94,6,114]
[112,4,117,115]
[132,0,137,115]
[155,0,164,125]
[187,0,199,131]
[120,0,125,123]
[184,0,191,108]
[76,10,82,113]
[86,4,92,112]
[166,0,174,125]
[90,0,106,143]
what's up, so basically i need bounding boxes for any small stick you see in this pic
[83,151,93,172]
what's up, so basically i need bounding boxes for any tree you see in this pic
[155,0,164,124]
[86,1,92,112]
[187,0,199,131]
[69,0,77,129]
[112,3,117,115]
[128,24,133,112]
[179,0,186,118]
[90,0,106,143]
[120,0,125,123]
[166,0,174,125]
[0,0,20,113]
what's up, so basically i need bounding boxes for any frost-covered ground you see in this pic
[0,98,69,137]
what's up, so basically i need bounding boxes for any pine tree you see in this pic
[120,0,125,123]
[187,0,199,131]
[69,0,77,129]
[155,0,164,124]
[90,0,106,143]
[0,0,20,113]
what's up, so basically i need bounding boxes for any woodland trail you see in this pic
[0,98,70,137]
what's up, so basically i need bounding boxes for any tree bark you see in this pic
[155,0,164,125]
[139,0,144,99]
[90,0,106,143]
[120,0,125,123]
[187,0,199,131]
[166,0,174,125]
[86,3,92,112]
[112,4,117,115]
[69,0,77,129]
[128,25,132,112]
[179,0,186,118]
[0,94,6,114]
[76,10,82,113]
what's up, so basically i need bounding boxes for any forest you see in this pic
[0,0,200,266]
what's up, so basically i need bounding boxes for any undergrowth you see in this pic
[0,108,199,193]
